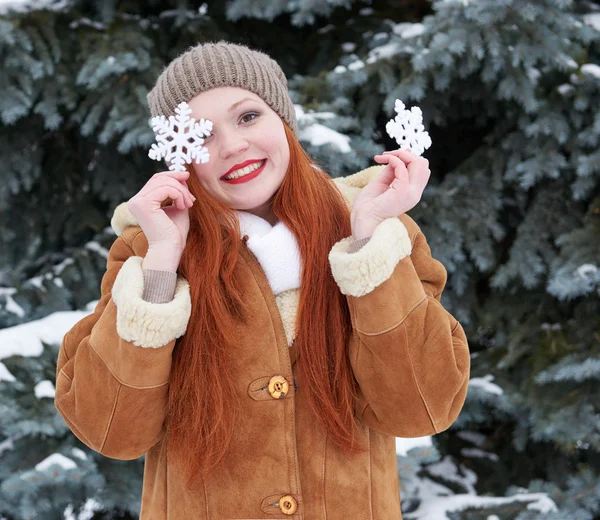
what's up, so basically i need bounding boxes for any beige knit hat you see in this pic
[147,41,299,136]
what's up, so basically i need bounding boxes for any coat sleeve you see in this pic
[54,227,192,459]
[328,215,470,438]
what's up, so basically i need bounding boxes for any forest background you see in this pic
[0,0,599,518]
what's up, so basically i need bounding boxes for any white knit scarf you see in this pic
[236,211,301,295]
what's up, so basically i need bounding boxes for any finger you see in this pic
[175,170,197,204]
[406,158,430,191]
[162,203,190,216]
[138,173,194,202]
[178,188,195,208]
[162,187,187,210]
[179,186,195,208]
[176,178,196,206]
[140,170,190,195]
[145,184,191,210]
[387,155,410,187]
[140,186,182,209]
[373,156,396,186]
[147,182,193,209]
[379,154,409,181]
[168,172,196,206]
[382,148,419,165]
[374,154,410,187]
[383,147,411,154]
[136,173,183,198]
[157,169,190,179]
[383,148,414,159]
[374,154,391,164]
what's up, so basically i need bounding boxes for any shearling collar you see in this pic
[110,165,383,236]
[237,211,302,296]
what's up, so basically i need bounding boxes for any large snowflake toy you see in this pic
[385,99,432,156]
[148,101,213,171]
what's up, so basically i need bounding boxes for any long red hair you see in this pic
[168,121,368,489]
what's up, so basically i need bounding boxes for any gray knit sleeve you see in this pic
[142,269,178,303]
[348,236,371,254]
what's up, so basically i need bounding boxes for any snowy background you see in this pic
[1,0,599,519]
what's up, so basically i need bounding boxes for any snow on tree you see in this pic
[1,0,599,518]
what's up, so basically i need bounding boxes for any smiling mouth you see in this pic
[221,159,266,181]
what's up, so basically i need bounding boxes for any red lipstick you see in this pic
[221,159,267,184]
[222,159,264,178]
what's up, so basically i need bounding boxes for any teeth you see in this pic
[224,160,265,180]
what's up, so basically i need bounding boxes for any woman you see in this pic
[55,41,470,519]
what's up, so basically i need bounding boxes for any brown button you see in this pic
[268,375,289,399]
[279,494,297,515]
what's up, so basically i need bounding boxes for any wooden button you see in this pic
[268,375,289,399]
[279,494,297,515]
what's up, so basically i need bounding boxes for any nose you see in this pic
[219,128,249,160]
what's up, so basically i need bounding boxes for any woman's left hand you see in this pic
[351,148,431,240]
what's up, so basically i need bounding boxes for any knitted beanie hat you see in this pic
[147,41,299,136]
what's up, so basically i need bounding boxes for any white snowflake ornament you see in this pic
[148,101,213,171]
[385,99,432,156]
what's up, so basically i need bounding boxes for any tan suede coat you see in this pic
[55,165,470,520]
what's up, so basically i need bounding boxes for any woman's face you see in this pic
[187,86,290,219]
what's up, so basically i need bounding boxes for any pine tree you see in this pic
[1,0,599,518]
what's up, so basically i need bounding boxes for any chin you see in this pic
[240,188,279,207]
[236,200,271,212]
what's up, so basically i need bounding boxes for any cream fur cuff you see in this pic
[329,217,412,297]
[111,256,192,348]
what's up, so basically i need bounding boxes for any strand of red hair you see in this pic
[167,120,368,490]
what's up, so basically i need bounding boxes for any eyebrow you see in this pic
[228,97,257,112]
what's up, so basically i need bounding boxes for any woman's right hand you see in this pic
[127,170,196,254]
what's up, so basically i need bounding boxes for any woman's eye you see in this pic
[241,112,259,124]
